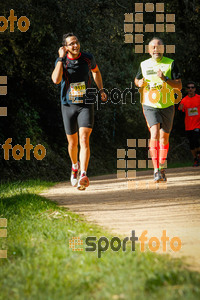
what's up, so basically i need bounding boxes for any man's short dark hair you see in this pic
[187,81,196,88]
[148,37,164,45]
[62,32,79,46]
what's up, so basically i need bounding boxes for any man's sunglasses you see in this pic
[187,86,195,89]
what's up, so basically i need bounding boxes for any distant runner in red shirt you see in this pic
[179,81,200,166]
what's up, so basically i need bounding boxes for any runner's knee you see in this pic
[68,140,78,150]
[160,137,169,145]
[80,135,90,147]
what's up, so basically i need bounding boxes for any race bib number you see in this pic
[188,107,198,116]
[69,81,86,103]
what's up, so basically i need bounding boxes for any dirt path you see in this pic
[41,167,200,271]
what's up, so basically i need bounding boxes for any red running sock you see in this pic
[159,143,169,166]
[149,139,159,170]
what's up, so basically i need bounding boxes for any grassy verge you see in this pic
[0,180,200,300]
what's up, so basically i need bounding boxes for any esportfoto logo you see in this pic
[69,230,181,258]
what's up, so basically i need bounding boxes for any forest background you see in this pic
[0,0,199,181]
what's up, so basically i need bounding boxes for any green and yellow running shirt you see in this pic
[136,56,181,108]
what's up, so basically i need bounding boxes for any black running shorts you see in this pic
[186,129,200,150]
[61,103,94,135]
[143,105,175,133]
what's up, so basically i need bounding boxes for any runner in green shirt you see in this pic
[135,37,182,182]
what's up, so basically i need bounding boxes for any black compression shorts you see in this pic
[186,129,200,150]
[61,103,94,135]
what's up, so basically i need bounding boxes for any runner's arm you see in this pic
[178,99,185,111]
[52,61,63,84]
[164,78,182,90]
[51,47,66,84]
[157,71,182,90]
[91,66,103,89]
[157,61,182,90]
[134,65,145,87]
[91,66,107,101]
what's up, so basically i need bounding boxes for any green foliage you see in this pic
[0,0,199,180]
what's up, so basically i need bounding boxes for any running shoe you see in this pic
[160,169,167,182]
[77,172,89,190]
[193,158,199,167]
[70,162,80,187]
[154,170,161,182]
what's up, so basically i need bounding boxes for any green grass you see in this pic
[0,180,200,300]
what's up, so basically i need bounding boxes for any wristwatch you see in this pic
[164,76,169,82]
[57,57,65,62]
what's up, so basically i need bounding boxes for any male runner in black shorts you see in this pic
[52,33,106,190]
[135,37,182,182]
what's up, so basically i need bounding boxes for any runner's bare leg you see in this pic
[79,127,92,172]
[159,129,169,145]
[149,124,160,170]
[66,132,78,164]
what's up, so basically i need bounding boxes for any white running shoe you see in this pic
[77,172,89,190]
[70,162,80,187]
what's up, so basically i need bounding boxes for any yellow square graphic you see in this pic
[166,14,175,22]
[0,76,7,84]
[124,24,133,33]
[128,149,136,158]
[148,160,154,169]
[127,170,136,179]
[156,3,164,12]
[166,45,175,53]
[69,237,83,251]
[117,170,126,179]
[135,24,143,32]
[0,86,7,95]
[0,229,7,238]
[127,139,136,147]
[156,14,164,22]
[135,34,143,43]
[117,160,126,168]
[0,219,7,227]
[156,24,164,32]
[135,45,143,53]
[0,250,7,259]
[138,160,146,168]
[124,34,133,43]
[117,149,125,159]
[166,24,175,32]
[0,107,7,116]
[124,13,133,22]
[135,13,143,22]
[138,139,146,147]
[127,160,136,168]
[145,3,154,12]
[135,3,143,12]
[145,24,154,32]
